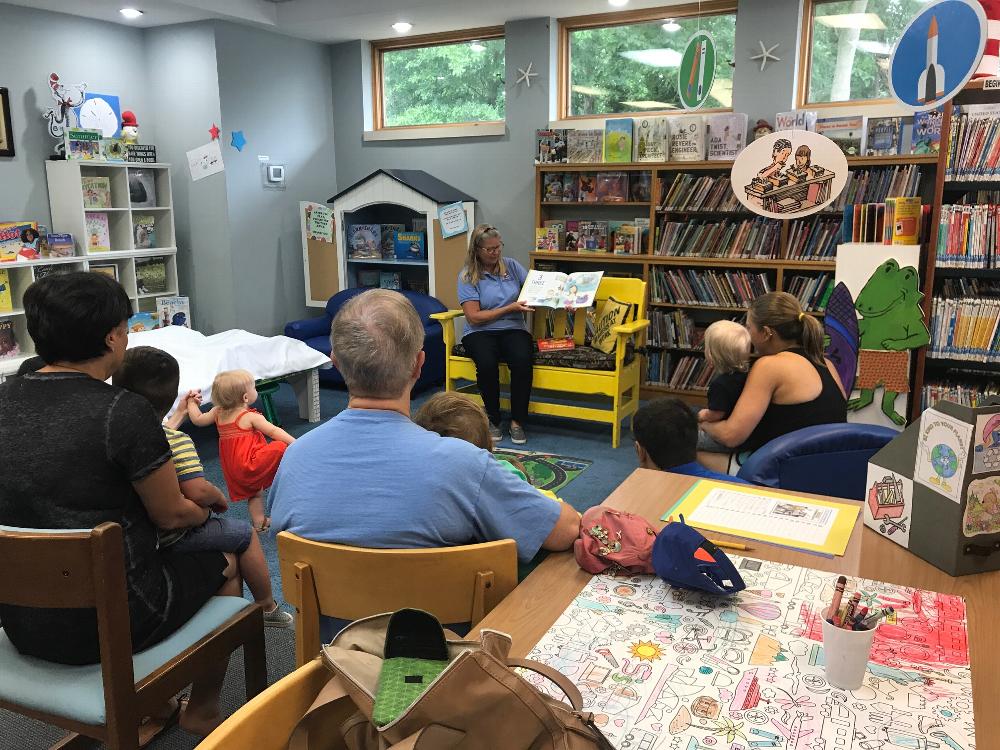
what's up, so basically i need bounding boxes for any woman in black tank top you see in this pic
[700,292,847,452]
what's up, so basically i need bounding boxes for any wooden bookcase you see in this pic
[532,155,938,405]
[0,161,179,378]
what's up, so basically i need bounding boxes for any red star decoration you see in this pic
[209,123,220,140]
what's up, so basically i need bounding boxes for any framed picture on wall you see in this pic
[0,88,13,157]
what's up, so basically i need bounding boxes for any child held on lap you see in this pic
[113,348,292,627]
[697,321,751,451]
[413,392,562,502]
[187,369,295,533]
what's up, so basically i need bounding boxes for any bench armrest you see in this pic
[285,315,331,340]
[612,319,651,335]
[430,310,466,322]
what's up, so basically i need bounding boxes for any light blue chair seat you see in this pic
[0,595,250,725]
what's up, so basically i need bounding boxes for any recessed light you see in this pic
[392,21,412,33]
[470,40,486,52]
[119,7,143,19]
[661,19,681,32]
[608,0,629,7]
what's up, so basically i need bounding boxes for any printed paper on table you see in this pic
[525,560,973,750]
[914,407,973,503]
[662,479,859,556]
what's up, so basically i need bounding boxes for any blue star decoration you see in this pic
[230,130,247,152]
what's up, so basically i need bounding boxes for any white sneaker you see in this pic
[489,423,503,443]
[509,423,527,445]
[263,604,294,628]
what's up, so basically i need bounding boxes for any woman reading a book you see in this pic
[699,291,847,455]
[457,224,534,445]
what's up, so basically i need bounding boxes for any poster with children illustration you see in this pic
[730,130,848,219]
[972,411,1000,474]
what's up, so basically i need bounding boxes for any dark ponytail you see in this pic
[748,291,826,367]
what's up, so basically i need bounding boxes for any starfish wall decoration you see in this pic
[515,62,538,88]
[751,41,781,72]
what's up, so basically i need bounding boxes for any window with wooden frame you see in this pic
[800,0,928,106]
[372,27,506,130]
[558,2,737,120]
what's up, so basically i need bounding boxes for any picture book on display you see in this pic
[865,117,902,156]
[127,312,159,332]
[706,113,747,161]
[562,173,578,202]
[81,176,111,208]
[157,296,190,328]
[629,172,652,202]
[535,227,561,252]
[136,256,168,294]
[381,223,405,258]
[578,220,608,252]
[0,269,11,312]
[347,224,381,258]
[633,117,669,162]
[595,172,628,202]
[379,271,402,290]
[517,270,604,308]
[609,221,639,255]
[357,269,379,287]
[129,169,157,208]
[815,115,865,156]
[393,232,425,260]
[543,173,563,202]
[46,233,74,258]
[0,320,19,360]
[535,129,567,163]
[65,128,102,160]
[912,107,942,154]
[669,115,705,161]
[0,222,38,263]
[775,110,818,131]
[133,214,156,249]
[603,118,634,163]
[85,213,110,253]
[567,129,603,163]
[90,263,118,281]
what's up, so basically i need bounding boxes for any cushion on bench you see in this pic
[451,342,634,371]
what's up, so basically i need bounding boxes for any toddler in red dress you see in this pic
[188,369,295,532]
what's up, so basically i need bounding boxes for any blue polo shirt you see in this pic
[457,258,530,339]
[669,461,752,484]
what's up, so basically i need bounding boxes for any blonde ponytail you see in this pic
[799,313,826,367]
[748,291,826,367]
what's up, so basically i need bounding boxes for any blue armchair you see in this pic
[736,423,898,500]
[285,288,447,393]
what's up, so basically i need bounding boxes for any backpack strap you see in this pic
[288,674,355,750]
[506,658,583,710]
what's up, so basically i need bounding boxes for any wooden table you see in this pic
[475,468,999,742]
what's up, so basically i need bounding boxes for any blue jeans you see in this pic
[164,515,253,555]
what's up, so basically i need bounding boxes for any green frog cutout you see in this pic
[847,259,929,426]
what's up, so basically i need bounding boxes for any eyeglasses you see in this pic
[478,241,503,253]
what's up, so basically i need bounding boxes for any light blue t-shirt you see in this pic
[270,408,562,563]
[457,258,530,339]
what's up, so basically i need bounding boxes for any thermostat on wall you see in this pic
[261,161,286,190]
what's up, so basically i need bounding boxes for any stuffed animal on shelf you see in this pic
[752,119,774,142]
[121,110,139,144]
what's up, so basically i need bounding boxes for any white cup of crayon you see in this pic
[820,576,892,690]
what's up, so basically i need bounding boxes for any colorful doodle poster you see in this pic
[964,476,1000,537]
[863,463,914,548]
[972,411,1000,474]
[889,0,987,112]
[677,31,716,111]
[730,130,848,220]
[914,408,973,503]
[525,562,973,750]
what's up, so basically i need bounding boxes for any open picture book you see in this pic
[516,270,604,309]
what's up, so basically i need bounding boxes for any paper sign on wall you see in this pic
[914,407,973,502]
[438,202,468,239]
[303,202,334,243]
[186,140,225,182]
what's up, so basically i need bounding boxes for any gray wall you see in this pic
[331,18,554,269]
[0,2,154,227]
[731,0,802,125]
[214,21,337,334]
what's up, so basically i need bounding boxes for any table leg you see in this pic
[291,368,321,423]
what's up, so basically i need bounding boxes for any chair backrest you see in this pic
[326,288,446,325]
[736,423,899,500]
[277,532,517,625]
[531,276,648,344]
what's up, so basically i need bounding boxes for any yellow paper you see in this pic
[662,479,860,556]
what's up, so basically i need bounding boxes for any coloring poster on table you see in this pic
[914,408,973,503]
[730,130,848,220]
[831,246,927,431]
[971,411,1000,474]
[963,475,1000,537]
[525,562,973,750]
[863,464,914,548]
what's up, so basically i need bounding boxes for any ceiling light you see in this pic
[621,100,676,109]
[816,13,886,30]
[392,21,412,33]
[470,40,486,52]
[119,7,143,18]
[620,48,682,68]
[661,19,681,32]
[609,0,629,6]
[855,40,892,55]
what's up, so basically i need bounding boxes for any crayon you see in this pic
[828,575,847,622]
[861,606,894,629]
[841,592,861,630]
[852,606,869,628]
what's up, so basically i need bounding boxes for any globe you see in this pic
[931,444,958,479]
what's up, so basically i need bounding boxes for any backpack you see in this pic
[573,507,657,575]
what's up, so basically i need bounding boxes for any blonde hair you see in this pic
[413,392,492,450]
[748,291,826,367]
[703,320,751,374]
[461,224,506,286]
[212,369,254,410]
[330,289,424,399]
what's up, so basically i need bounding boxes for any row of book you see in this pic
[785,217,841,260]
[542,172,651,203]
[923,380,1000,410]
[65,128,157,165]
[347,223,426,261]
[649,268,772,308]
[356,269,428,294]
[841,197,928,245]
[784,273,833,313]
[535,219,650,254]
[935,204,1000,269]
[81,172,159,210]
[654,217,781,260]
[830,165,923,210]
[645,309,706,351]
[658,173,741,213]
[774,109,941,157]
[945,103,1000,181]
[929,294,1000,362]
[646,353,715,391]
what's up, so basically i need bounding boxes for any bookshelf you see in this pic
[534,155,936,403]
[0,161,180,378]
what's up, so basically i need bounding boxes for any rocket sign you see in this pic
[889,0,987,112]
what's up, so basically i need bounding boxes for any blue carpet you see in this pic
[181,381,642,607]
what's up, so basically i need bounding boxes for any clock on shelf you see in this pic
[74,93,121,138]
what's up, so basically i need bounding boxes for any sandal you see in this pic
[138,695,183,748]
[255,518,271,534]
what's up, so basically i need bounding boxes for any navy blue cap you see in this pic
[652,516,746,596]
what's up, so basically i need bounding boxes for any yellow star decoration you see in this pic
[629,641,663,662]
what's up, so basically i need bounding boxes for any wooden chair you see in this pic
[432,276,650,447]
[0,522,267,750]
[277,532,517,667]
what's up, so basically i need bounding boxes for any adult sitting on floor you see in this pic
[0,272,240,738]
[633,398,751,484]
[700,291,847,455]
[270,288,580,565]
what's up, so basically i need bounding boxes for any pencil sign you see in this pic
[889,0,987,112]
[678,31,716,111]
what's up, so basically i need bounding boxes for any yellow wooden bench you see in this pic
[431,276,649,448]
